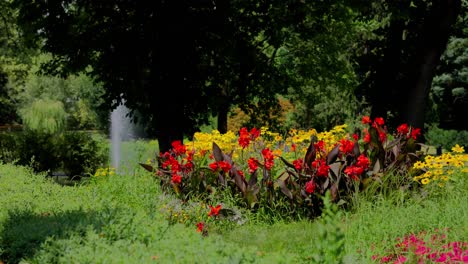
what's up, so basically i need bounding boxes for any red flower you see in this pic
[411,128,421,140]
[339,139,354,155]
[250,128,261,140]
[209,161,218,171]
[356,154,370,169]
[305,180,315,194]
[378,130,387,143]
[397,123,409,135]
[293,158,303,170]
[196,222,204,233]
[362,116,371,124]
[248,157,259,174]
[171,140,186,156]
[238,127,250,148]
[374,117,385,126]
[314,140,325,152]
[237,170,245,179]
[344,165,364,180]
[363,130,371,143]
[317,162,330,177]
[353,133,359,142]
[208,204,222,217]
[218,161,232,173]
[262,148,275,171]
[291,143,296,152]
[171,174,182,184]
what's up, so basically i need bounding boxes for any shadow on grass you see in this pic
[0,209,104,263]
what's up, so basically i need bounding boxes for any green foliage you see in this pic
[0,131,108,176]
[19,99,67,134]
[310,191,345,263]
[425,125,468,151]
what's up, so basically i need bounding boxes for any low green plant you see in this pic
[425,124,468,151]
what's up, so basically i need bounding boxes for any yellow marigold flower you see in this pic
[421,178,430,185]
[451,144,465,154]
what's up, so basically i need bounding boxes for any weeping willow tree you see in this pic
[19,99,67,134]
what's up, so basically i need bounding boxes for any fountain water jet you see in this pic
[110,102,134,171]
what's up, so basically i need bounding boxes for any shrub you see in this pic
[425,125,468,151]
[0,131,108,177]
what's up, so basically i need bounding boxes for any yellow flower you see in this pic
[451,144,465,154]
[413,161,426,170]
[421,178,430,185]
[441,176,449,181]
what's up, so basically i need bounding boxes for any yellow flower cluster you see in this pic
[94,167,116,177]
[185,130,238,157]
[180,125,351,164]
[413,144,467,185]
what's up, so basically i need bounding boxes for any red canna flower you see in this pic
[363,130,371,143]
[248,157,259,174]
[238,127,250,148]
[397,123,409,135]
[218,161,232,173]
[209,161,218,171]
[237,170,245,179]
[317,162,330,177]
[262,148,275,171]
[362,116,371,124]
[339,139,354,155]
[171,140,186,156]
[353,133,359,142]
[356,154,370,169]
[208,204,222,217]
[374,117,385,126]
[314,140,325,152]
[305,180,315,194]
[344,165,364,180]
[411,128,421,140]
[250,128,261,140]
[171,174,182,184]
[196,222,204,233]
[378,130,387,143]
[293,158,303,170]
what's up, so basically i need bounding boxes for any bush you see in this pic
[0,131,108,177]
[425,125,468,151]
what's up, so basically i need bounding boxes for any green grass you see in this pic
[0,161,466,263]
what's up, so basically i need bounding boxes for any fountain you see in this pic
[110,102,134,171]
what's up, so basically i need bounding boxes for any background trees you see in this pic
[3,0,466,153]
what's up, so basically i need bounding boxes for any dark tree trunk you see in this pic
[404,0,461,130]
[370,20,405,124]
[217,82,230,134]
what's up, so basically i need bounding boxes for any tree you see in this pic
[354,0,463,133]
[12,0,311,153]
[428,1,468,130]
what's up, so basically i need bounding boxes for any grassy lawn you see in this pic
[0,158,466,263]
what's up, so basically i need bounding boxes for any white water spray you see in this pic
[110,102,134,171]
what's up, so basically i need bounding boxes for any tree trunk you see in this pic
[404,0,461,130]
[217,81,230,133]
